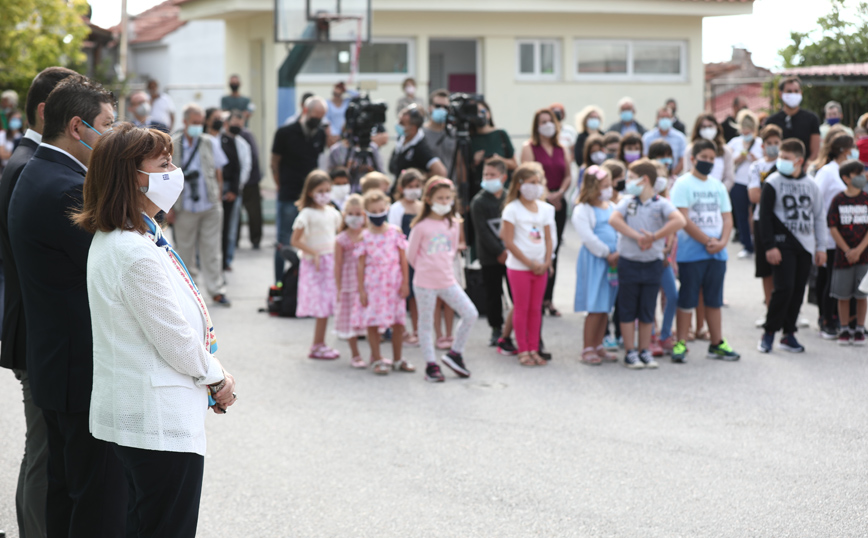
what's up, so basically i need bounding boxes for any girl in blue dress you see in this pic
[572,164,620,365]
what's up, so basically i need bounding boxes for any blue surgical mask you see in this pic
[620,110,634,123]
[850,148,860,160]
[658,118,672,131]
[776,158,795,176]
[625,179,644,196]
[431,108,448,124]
[9,118,22,130]
[658,157,674,168]
[743,133,755,142]
[481,178,503,194]
[586,117,601,131]
[395,124,405,139]
[79,119,110,151]
[186,124,204,138]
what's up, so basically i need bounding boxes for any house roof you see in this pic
[781,63,868,77]
[708,83,770,123]
[123,0,187,44]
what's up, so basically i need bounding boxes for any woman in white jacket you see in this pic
[73,124,236,538]
[572,164,620,365]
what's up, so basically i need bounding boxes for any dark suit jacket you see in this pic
[0,136,39,371]
[9,145,94,412]
[607,120,647,136]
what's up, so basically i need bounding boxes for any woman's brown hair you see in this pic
[504,162,545,205]
[411,176,461,228]
[582,133,605,167]
[617,132,643,162]
[295,169,332,210]
[529,108,561,148]
[72,123,172,234]
[690,114,726,157]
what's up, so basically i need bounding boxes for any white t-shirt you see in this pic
[501,199,555,270]
[814,160,845,249]
[747,158,777,221]
[150,93,176,128]
[727,136,764,186]
[292,205,342,258]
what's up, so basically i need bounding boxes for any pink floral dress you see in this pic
[351,225,407,329]
[334,230,365,339]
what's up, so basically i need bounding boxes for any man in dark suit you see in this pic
[9,74,128,537]
[0,65,76,538]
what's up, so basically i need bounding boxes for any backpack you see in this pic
[266,248,299,317]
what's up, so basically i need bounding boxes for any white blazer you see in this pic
[87,227,223,456]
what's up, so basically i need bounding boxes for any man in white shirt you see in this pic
[147,78,175,130]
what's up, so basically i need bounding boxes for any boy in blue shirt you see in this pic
[669,140,740,362]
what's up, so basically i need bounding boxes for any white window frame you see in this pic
[296,37,415,84]
[515,39,561,81]
[573,39,687,83]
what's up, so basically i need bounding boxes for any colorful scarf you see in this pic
[143,214,218,354]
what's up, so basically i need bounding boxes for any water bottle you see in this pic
[607,266,618,287]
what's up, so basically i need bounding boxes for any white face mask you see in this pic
[331,184,351,202]
[654,176,668,193]
[345,215,365,229]
[520,183,544,201]
[405,85,416,96]
[138,165,184,213]
[538,122,557,139]
[591,151,607,165]
[314,191,332,206]
[699,126,718,141]
[781,92,803,109]
[599,187,613,201]
[135,102,151,118]
[403,188,422,201]
[431,201,453,216]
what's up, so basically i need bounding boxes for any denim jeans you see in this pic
[225,196,243,267]
[274,200,299,282]
[660,265,678,340]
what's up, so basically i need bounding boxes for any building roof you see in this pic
[781,63,868,77]
[708,83,770,123]
[123,0,187,44]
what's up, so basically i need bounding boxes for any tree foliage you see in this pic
[0,0,90,108]
[778,0,868,124]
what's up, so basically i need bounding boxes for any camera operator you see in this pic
[328,94,387,190]
[389,104,447,180]
[423,89,456,177]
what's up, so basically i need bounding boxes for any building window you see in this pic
[574,40,687,81]
[516,39,560,81]
[299,38,412,81]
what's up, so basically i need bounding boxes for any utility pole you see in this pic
[118,0,128,119]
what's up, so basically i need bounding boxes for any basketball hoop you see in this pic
[313,14,364,84]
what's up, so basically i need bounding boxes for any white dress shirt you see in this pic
[87,227,224,456]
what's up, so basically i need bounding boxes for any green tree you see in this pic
[778,0,868,125]
[0,0,90,111]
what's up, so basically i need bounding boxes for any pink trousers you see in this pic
[506,268,548,353]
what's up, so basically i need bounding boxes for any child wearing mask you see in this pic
[354,190,413,375]
[609,159,686,368]
[748,124,783,325]
[827,160,868,345]
[388,168,425,346]
[757,138,828,353]
[618,133,644,165]
[291,170,343,360]
[670,140,740,363]
[471,156,517,354]
[500,163,554,367]
[572,165,619,364]
[406,178,479,382]
[329,167,352,210]
[334,194,368,367]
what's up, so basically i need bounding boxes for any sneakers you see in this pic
[624,349,644,369]
[489,328,502,347]
[757,332,774,353]
[778,333,805,353]
[671,340,688,363]
[441,351,471,378]
[854,327,866,346]
[737,249,753,259]
[496,337,518,356]
[821,325,840,340]
[639,349,658,369]
[755,317,766,328]
[212,294,232,307]
[707,339,740,361]
[649,336,664,357]
[424,363,445,383]
[659,336,675,355]
[602,335,619,350]
[838,328,853,346]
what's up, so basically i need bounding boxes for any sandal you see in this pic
[596,346,618,362]
[581,348,602,365]
[530,351,547,366]
[690,329,709,341]
[350,355,367,369]
[518,352,536,367]
[543,301,562,317]
[435,336,451,350]
[392,359,416,373]
[371,358,392,375]
[308,344,340,360]
[403,333,420,347]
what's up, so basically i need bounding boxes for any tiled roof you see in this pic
[781,63,868,77]
[708,83,770,123]
[126,0,187,44]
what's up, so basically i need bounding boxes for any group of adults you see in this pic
[1,68,238,538]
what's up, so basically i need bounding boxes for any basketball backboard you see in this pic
[275,0,371,44]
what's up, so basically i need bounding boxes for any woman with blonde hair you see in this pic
[574,105,606,165]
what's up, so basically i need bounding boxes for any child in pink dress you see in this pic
[406,177,479,383]
[334,194,367,368]
[291,170,343,360]
[353,190,415,375]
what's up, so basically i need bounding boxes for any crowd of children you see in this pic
[288,107,868,377]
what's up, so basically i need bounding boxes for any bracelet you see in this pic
[209,379,226,393]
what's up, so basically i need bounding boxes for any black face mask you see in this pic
[305,117,322,130]
[211,120,224,131]
[614,179,626,192]
[695,160,715,176]
[229,83,240,92]
[605,152,616,160]
[228,125,242,135]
